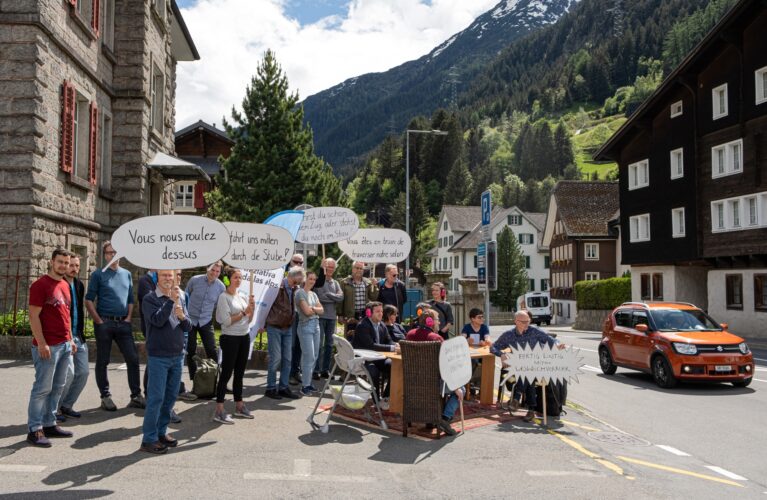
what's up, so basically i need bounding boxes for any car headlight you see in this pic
[739,342,749,354]
[673,342,697,355]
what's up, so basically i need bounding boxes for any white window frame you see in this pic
[711,139,743,178]
[584,243,599,260]
[711,192,767,233]
[150,61,164,134]
[628,159,649,190]
[508,214,522,225]
[629,214,651,243]
[670,148,684,179]
[755,66,767,105]
[712,83,728,120]
[671,207,685,238]
[174,181,196,212]
[585,272,600,281]
[519,233,534,245]
[670,100,683,118]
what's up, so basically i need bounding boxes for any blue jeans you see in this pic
[298,318,320,388]
[290,314,301,377]
[266,325,293,390]
[28,342,73,432]
[94,320,141,398]
[142,354,183,444]
[315,318,336,374]
[60,338,89,410]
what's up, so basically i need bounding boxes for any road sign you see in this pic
[487,240,497,291]
[481,190,491,226]
[477,242,486,290]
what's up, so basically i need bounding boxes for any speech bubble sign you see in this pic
[439,337,472,391]
[501,344,584,386]
[108,215,230,270]
[337,228,411,263]
[222,222,294,270]
[296,206,359,244]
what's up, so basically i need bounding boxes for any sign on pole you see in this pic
[477,241,486,291]
[487,240,497,292]
[481,190,491,241]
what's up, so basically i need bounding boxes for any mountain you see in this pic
[302,0,580,172]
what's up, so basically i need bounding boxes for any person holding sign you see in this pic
[213,267,255,424]
[295,270,324,396]
[490,311,561,422]
[405,307,462,437]
[140,269,190,454]
[428,282,454,340]
[85,241,143,412]
[184,262,225,387]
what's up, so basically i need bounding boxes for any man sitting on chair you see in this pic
[490,310,560,422]
[351,302,399,400]
[405,306,462,436]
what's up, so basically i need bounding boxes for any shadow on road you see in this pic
[0,489,113,499]
[297,424,364,446]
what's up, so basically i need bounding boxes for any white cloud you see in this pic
[175,0,498,130]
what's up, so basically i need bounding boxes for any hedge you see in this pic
[575,277,631,310]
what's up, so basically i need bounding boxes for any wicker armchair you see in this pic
[400,340,443,438]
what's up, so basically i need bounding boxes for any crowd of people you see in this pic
[25,241,561,452]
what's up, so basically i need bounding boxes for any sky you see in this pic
[174,0,499,131]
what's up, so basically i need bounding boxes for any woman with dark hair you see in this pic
[382,304,406,341]
[461,308,491,346]
[213,267,255,424]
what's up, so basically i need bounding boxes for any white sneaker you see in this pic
[213,412,234,425]
[380,398,390,411]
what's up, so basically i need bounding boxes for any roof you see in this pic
[594,0,752,161]
[175,120,232,143]
[170,1,200,61]
[146,152,210,182]
[425,246,439,258]
[441,205,483,233]
[552,181,619,237]
[450,207,545,252]
[179,156,221,177]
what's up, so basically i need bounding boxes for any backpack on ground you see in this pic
[193,355,219,398]
[535,380,567,417]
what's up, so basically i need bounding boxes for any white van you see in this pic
[517,292,552,326]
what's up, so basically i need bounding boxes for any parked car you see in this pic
[517,292,552,325]
[599,302,754,388]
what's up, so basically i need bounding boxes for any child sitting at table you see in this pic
[460,308,491,346]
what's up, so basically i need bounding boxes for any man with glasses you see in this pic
[377,264,406,322]
[340,261,378,323]
[490,311,561,421]
[85,241,143,412]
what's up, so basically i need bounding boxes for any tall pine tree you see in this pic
[205,50,341,222]
[491,227,529,311]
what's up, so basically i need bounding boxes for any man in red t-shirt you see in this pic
[26,248,76,447]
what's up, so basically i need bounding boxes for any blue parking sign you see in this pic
[481,190,491,226]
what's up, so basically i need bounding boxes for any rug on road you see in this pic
[319,400,517,440]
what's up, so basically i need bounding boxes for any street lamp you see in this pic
[405,129,447,284]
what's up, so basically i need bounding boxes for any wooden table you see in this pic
[381,346,496,415]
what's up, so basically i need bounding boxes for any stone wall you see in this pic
[574,309,610,332]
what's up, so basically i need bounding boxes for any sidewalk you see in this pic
[0,359,652,498]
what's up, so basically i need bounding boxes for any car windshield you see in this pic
[650,308,723,332]
[528,296,548,308]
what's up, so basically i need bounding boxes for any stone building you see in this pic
[0,0,200,291]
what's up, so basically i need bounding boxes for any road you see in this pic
[0,327,764,498]
[494,324,766,496]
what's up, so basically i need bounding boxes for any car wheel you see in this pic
[732,378,752,388]
[598,346,617,375]
[652,355,677,389]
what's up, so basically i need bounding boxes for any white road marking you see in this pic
[655,445,690,457]
[117,363,127,370]
[582,365,601,373]
[293,459,311,477]
[753,378,767,383]
[526,470,602,477]
[705,466,748,481]
[243,472,375,483]
[0,464,47,472]
[753,358,767,362]
[577,347,598,353]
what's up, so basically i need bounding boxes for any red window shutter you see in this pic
[88,102,98,185]
[91,0,100,36]
[69,0,77,6]
[59,81,76,174]
[194,181,206,209]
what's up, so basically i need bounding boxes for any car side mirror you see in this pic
[720,323,728,330]
[635,323,649,333]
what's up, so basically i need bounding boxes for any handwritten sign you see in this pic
[222,222,293,270]
[237,268,283,331]
[439,337,472,391]
[337,228,411,263]
[297,206,359,244]
[502,344,584,385]
[108,215,230,270]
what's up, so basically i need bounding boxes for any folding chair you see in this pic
[307,337,388,432]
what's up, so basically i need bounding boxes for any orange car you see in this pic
[599,302,754,388]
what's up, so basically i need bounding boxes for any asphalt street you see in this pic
[0,326,764,498]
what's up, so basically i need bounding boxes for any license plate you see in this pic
[714,365,732,372]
